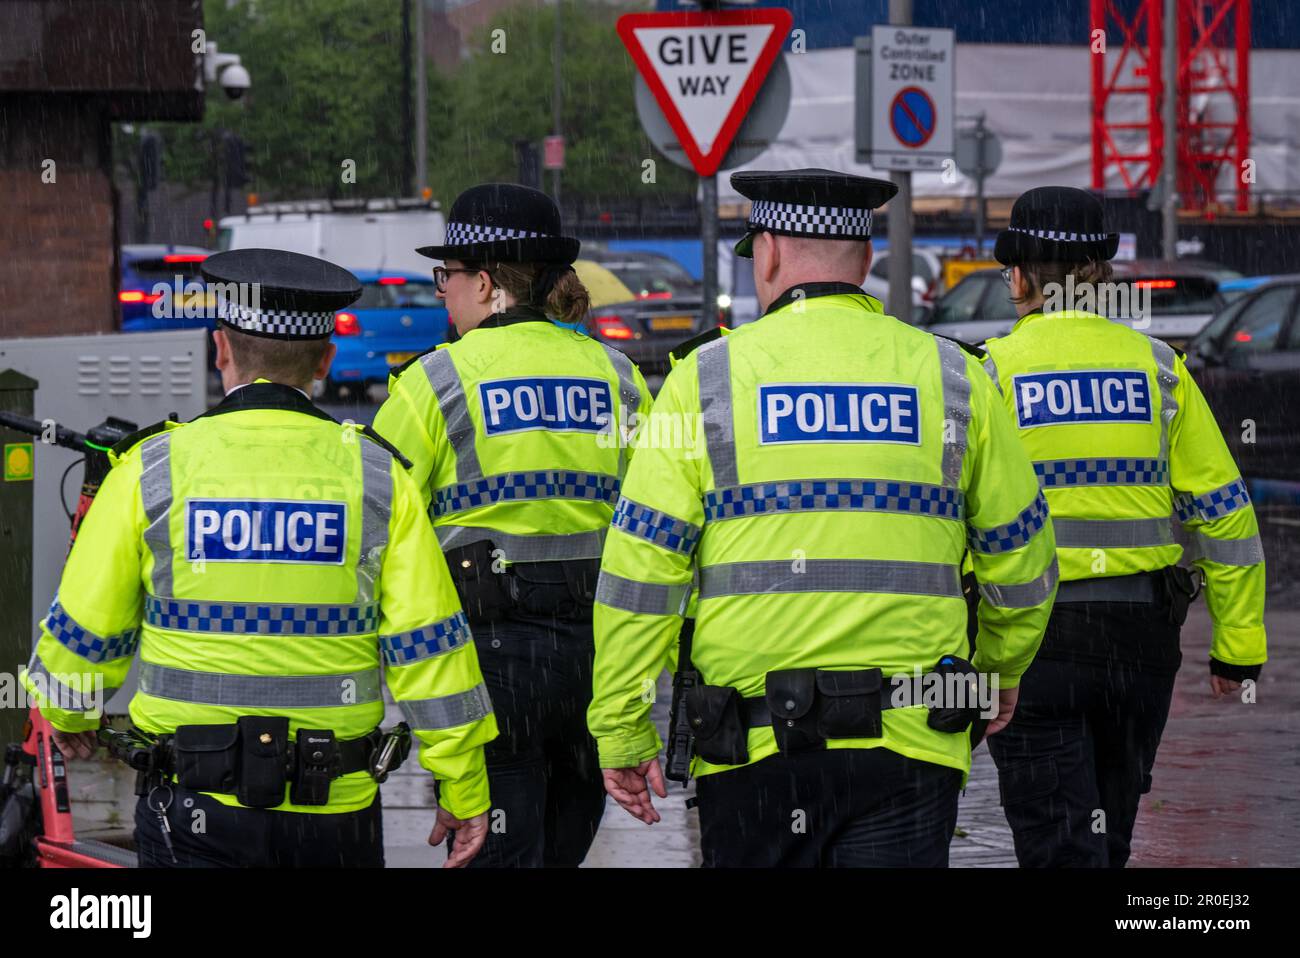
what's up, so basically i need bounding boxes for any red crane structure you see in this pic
[1090,0,1250,214]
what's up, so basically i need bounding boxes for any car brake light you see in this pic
[1135,279,1177,289]
[119,290,162,304]
[378,277,406,286]
[1233,330,1252,342]
[636,291,672,300]
[593,314,634,340]
[163,254,208,263]
[335,312,361,336]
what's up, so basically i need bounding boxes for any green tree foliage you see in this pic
[429,0,695,204]
[132,0,691,205]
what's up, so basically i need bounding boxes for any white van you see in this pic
[218,198,445,275]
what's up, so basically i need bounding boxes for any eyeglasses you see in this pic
[432,266,481,293]
[1000,267,1013,285]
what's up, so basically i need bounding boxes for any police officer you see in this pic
[22,249,497,868]
[981,187,1268,867]
[587,169,1059,867]
[374,184,651,867]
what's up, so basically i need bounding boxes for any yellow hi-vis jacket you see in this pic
[20,381,497,817]
[587,287,1059,781]
[982,310,1267,675]
[374,308,652,562]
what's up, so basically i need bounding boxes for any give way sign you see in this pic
[616,8,793,177]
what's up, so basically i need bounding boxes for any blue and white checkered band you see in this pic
[1009,227,1108,242]
[442,221,551,245]
[748,199,873,240]
[217,298,335,338]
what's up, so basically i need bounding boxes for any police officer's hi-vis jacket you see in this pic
[374,306,652,562]
[21,383,497,818]
[587,286,1060,780]
[982,310,1267,675]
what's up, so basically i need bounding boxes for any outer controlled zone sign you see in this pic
[617,8,793,176]
[870,24,954,171]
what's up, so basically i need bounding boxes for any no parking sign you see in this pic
[866,25,954,171]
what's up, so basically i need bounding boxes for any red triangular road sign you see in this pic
[617,8,793,177]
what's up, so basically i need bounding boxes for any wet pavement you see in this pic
[60,599,1296,867]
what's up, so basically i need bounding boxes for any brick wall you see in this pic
[0,97,117,339]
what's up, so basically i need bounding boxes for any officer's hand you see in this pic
[1210,675,1242,699]
[602,759,667,825]
[984,686,1020,737]
[50,730,99,760]
[430,807,488,868]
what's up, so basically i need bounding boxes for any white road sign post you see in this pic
[869,24,955,172]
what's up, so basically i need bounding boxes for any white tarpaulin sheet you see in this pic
[718,44,1300,201]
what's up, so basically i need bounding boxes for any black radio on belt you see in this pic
[290,729,339,806]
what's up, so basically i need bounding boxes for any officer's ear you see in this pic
[315,342,337,382]
[756,231,780,285]
[212,327,232,373]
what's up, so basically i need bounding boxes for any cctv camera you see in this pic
[220,64,251,100]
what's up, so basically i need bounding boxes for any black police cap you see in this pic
[201,249,362,340]
[730,168,898,257]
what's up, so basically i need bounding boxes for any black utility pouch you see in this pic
[560,558,602,609]
[684,685,749,766]
[290,729,338,806]
[1160,566,1197,627]
[765,668,823,754]
[173,723,240,793]
[235,716,289,808]
[815,668,883,740]
[445,540,515,623]
[511,561,578,618]
[926,655,982,734]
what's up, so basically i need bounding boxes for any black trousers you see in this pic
[134,786,384,868]
[695,748,962,868]
[463,570,606,868]
[987,599,1181,868]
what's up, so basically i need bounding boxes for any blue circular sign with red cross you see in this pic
[890,86,936,149]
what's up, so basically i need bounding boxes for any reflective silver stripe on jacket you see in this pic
[1149,337,1180,464]
[601,343,642,477]
[978,557,1059,609]
[399,683,494,730]
[435,524,607,561]
[982,354,1003,395]
[1188,530,1265,567]
[935,337,971,487]
[421,348,483,482]
[357,440,393,604]
[139,432,175,596]
[45,599,139,664]
[698,558,962,600]
[145,596,380,635]
[138,662,381,707]
[594,570,691,616]
[697,337,738,489]
[1053,516,1175,549]
[25,652,122,713]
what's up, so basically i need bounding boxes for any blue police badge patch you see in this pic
[187,500,347,564]
[479,377,614,436]
[758,383,921,445]
[1012,370,1153,428]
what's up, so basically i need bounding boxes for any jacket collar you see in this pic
[198,379,336,423]
[763,281,876,317]
[474,303,552,331]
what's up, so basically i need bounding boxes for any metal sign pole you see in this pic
[886,0,914,324]
[701,174,719,329]
[974,113,986,256]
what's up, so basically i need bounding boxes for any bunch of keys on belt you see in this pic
[147,783,178,865]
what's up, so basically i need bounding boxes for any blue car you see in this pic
[325,270,448,399]
[119,245,214,332]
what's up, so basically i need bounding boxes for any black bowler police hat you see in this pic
[416,183,580,265]
[994,186,1120,265]
[730,168,898,258]
[201,248,362,341]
